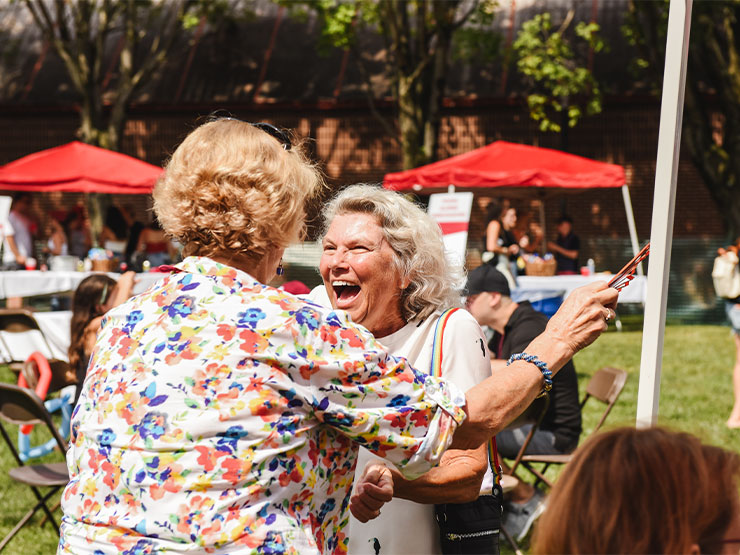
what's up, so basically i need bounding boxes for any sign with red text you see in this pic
[427,192,474,269]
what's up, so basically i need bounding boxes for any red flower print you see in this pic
[339,328,364,348]
[238,329,269,354]
[217,324,235,341]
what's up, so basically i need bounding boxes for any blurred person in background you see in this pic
[44,217,69,257]
[519,211,544,255]
[716,238,740,428]
[464,264,581,542]
[483,202,522,288]
[533,426,740,554]
[67,271,136,404]
[134,217,176,267]
[2,193,36,269]
[547,215,580,275]
[64,208,92,260]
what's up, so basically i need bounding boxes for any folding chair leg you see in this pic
[39,498,62,527]
[523,462,554,489]
[0,487,61,553]
[28,485,60,529]
[500,524,524,555]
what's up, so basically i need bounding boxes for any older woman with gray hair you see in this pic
[311,184,498,553]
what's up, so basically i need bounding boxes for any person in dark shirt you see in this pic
[547,215,580,275]
[464,264,582,540]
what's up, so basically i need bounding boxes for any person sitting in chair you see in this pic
[464,264,583,542]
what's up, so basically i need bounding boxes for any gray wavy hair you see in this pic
[321,184,464,322]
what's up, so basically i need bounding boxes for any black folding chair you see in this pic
[519,367,628,488]
[0,382,69,552]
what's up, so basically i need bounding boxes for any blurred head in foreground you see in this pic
[533,426,740,554]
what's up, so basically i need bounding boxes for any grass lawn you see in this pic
[0,325,737,554]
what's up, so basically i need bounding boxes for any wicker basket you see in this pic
[91,259,114,272]
[525,257,557,276]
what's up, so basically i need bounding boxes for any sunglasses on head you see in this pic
[250,122,291,151]
[215,115,292,151]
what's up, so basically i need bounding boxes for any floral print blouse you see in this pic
[59,256,466,555]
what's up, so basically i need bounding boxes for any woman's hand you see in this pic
[349,462,394,523]
[109,271,139,307]
[544,281,619,355]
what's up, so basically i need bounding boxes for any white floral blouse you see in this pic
[58,256,466,554]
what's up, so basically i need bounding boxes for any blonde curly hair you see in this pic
[321,184,464,322]
[153,118,324,261]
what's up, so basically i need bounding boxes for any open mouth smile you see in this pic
[332,280,361,307]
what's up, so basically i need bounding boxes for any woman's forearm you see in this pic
[389,445,487,504]
[451,333,571,450]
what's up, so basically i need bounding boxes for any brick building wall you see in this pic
[0,99,725,243]
[0,99,730,322]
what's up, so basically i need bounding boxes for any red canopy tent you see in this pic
[383,140,639,260]
[383,140,625,193]
[0,141,162,194]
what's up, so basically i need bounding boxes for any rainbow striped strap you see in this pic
[430,308,460,378]
[429,308,502,486]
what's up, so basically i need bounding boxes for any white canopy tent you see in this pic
[636,0,693,427]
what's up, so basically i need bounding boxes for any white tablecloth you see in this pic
[512,274,646,305]
[31,311,71,361]
[0,271,164,299]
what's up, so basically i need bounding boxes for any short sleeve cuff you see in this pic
[422,374,467,425]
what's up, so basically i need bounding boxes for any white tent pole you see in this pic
[636,0,692,429]
[621,184,643,276]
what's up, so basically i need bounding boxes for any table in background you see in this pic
[0,271,164,300]
[513,274,646,305]
[0,272,165,363]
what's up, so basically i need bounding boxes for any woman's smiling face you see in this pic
[320,212,407,337]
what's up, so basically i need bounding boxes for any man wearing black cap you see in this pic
[464,264,582,541]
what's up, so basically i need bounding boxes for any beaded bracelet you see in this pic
[507,352,553,395]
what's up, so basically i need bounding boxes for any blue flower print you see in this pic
[135,412,167,440]
[257,531,286,555]
[97,428,116,456]
[326,311,343,328]
[236,308,266,329]
[276,413,298,435]
[389,394,411,408]
[295,308,320,331]
[322,410,355,428]
[216,425,248,453]
[165,295,196,319]
[121,538,155,555]
[123,310,144,333]
[317,498,337,524]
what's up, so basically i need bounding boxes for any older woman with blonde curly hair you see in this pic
[59,118,616,555]
[310,184,500,553]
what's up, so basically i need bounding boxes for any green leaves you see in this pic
[513,11,604,133]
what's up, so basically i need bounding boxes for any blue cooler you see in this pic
[511,289,565,319]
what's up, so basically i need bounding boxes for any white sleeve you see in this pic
[306,284,331,307]
[440,309,491,390]
[2,216,14,238]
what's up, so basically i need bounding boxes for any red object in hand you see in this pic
[608,243,650,291]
